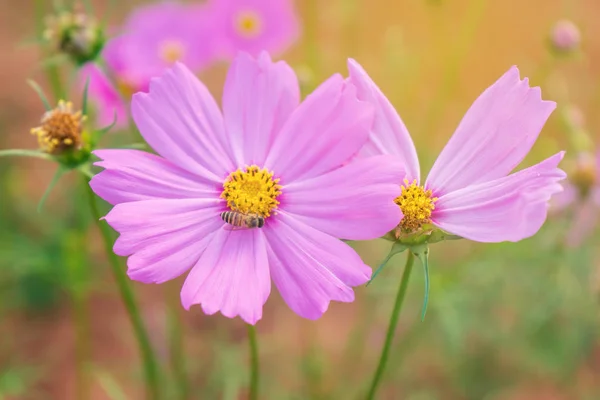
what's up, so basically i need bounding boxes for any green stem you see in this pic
[83,178,161,400]
[365,252,415,400]
[65,230,91,400]
[166,288,189,400]
[247,324,259,400]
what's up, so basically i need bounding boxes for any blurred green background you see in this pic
[1,0,599,399]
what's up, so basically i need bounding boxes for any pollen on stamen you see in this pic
[30,100,85,155]
[395,179,438,232]
[221,165,282,217]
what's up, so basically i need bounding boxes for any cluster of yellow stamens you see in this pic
[221,166,282,217]
[158,40,186,64]
[395,179,438,232]
[30,100,84,155]
[234,10,263,38]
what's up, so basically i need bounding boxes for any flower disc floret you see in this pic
[159,40,186,63]
[31,100,84,155]
[235,10,263,38]
[221,165,281,217]
[395,179,437,232]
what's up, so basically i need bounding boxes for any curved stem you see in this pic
[247,324,259,400]
[365,252,414,400]
[84,178,161,400]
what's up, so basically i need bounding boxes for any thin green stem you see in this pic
[365,252,414,400]
[247,324,259,400]
[166,288,189,400]
[65,230,91,400]
[83,178,161,400]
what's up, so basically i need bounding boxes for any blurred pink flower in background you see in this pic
[348,61,566,242]
[552,152,600,247]
[90,52,403,324]
[81,1,217,128]
[205,0,300,57]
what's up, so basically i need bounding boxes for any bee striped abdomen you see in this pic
[221,211,244,227]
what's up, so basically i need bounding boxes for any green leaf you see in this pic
[81,76,90,116]
[94,111,118,143]
[412,244,430,321]
[38,166,66,212]
[367,241,408,286]
[27,80,52,111]
[0,149,53,161]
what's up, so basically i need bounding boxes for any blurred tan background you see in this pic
[1,0,599,399]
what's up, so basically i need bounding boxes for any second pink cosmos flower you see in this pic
[349,62,566,243]
[90,52,404,324]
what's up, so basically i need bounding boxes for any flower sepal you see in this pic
[382,223,462,246]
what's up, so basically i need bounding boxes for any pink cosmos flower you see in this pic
[348,61,566,242]
[204,0,300,57]
[552,152,600,247]
[81,2,216,129]
[89,52,404,324]
[107,2,216,88]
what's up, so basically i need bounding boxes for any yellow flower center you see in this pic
[30,100,84,155]
[158,40,185,64]
[116,79,137,100]
[234,10,262,38]
[395,179,438,232]
[221,166,282,217]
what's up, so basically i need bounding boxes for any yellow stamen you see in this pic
[116,79,137,99]
[221,166,282,217]
[395,179,438,232]
[30,100,84,155]
[158,40,185,64]
[234,10,262,38]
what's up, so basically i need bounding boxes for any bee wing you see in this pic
[222,224,250,232]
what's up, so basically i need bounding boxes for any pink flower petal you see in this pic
[265,213,370,320]
[264,74,374,182]
[431,152,566,242]
[180,228,271,325]
[565,199,599,248]
[426,66,557,195]
[91,149,220,205]
[347,59,420,182]
[104,198,223,283]
[593,186,600,206]
[283,155,403,240]
[222,52,299,166]
[550,182,577,212]
[131,63,235,180]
